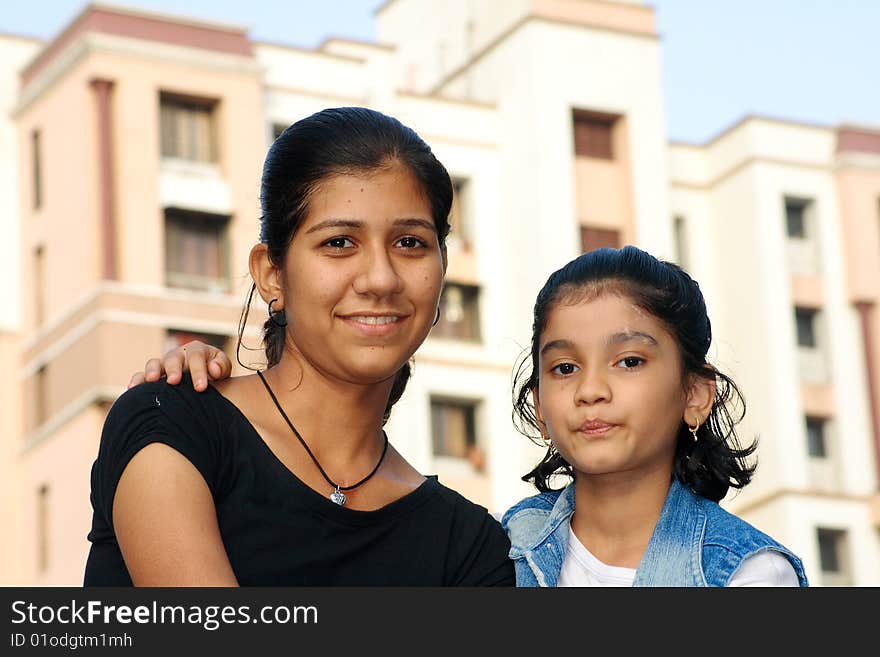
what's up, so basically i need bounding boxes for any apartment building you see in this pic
[669,117,880,585]
[0,0,877,585]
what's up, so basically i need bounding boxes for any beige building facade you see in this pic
[669,117,880,585]
[0,0,877,585]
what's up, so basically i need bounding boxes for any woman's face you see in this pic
[279,161,445,386]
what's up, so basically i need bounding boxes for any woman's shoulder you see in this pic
[94,374,241,506]
[428,480,509,537]
[109,373,225,420]
[430,479,493,517]
[426,480,515,586]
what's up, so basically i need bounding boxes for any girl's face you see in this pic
[278,161,445,385]
[533,291,707,481]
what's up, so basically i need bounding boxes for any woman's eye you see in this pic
[324,237,354,249]
[396,236,427,249]
[617,356,644,369]
[550,363,579,376]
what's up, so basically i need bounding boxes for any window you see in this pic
[572,110,616,159]
[784,196,820,275]
[785,197,809,239]
[165,329,229,355]
[805,417,827,458]
[34,246,45,326]
[816,528,850,585]
[433,283,481,341]
[673,215,689,270]
[795,307,817,348]
[795,306,828,383]
[35,365,48,427]
[430,397,485,471]
[32,129,42,209]
[164,209,230,292]
[581,226,620,254]
[272,123,287,141]
[37,484,49,573]
[160,94,217,162]
[449,178,473,249]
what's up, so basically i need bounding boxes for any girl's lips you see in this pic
[578,420,616,435]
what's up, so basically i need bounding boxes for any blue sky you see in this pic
[3,0,877,143]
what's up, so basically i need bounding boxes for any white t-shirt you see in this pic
[558,521,800,587]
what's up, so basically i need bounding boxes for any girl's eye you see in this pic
[550,362,579,376]
[616,356,644,369]
[324,237,355,249]
[396,236,427,249]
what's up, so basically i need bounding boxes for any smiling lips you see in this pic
[339,312,408,335]
[578,419,616,435]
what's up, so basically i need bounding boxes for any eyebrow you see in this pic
[539,331,658,356]
[606,331,659,347]
[540,339,574,356]
[304,217,436,234]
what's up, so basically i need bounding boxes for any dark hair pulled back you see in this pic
[512,245,756,502]
[236,107,453,423]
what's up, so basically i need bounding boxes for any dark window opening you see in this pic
[785,197,811,239]
[795,307,818,348]
[164,208,230,292]
[572,110,617,160]
[430,397,485,472]
[581,226,620,254]
[160,93,218,162]
[817,528,846,574]
[806,417,827,458]
[32,129,42,209]
[433,283,481,342]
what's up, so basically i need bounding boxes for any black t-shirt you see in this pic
[84,376,515,586]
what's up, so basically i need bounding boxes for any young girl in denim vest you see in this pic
[501,245,807,586]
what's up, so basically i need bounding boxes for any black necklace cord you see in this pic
[256,370,389,493]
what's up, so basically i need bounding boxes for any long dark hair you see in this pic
[512,245,756,502]
[236,107,452,423]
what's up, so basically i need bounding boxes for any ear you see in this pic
[249,243,283,308]
[683,370,716,428]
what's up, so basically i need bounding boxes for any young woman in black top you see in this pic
[84,107,514,587]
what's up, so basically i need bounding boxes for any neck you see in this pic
[569,465,673,569]
[261,352,395,474]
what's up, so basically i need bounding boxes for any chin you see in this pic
[341,359,411,385]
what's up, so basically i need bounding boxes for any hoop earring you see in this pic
[688,422,700,443]
[432,306,441,327]
[268,298,288,327]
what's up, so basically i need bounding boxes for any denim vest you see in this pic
[501,478,809,587]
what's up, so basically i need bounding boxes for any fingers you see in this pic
[144,358,167,382]
[187,348,210,392]
[162,351,186,385]
[127,342,231,392]
[207,350,233,382]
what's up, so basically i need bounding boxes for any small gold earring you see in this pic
[688,422,700,443]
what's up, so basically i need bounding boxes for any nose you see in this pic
[574,367,611,406]
[352,244,404,298]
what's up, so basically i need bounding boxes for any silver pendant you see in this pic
[330,487,346,506]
